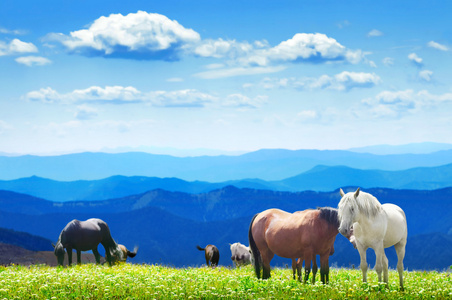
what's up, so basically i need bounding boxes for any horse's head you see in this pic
[337,188,360,238]
[111,244,138,264]
[53,242,65,266]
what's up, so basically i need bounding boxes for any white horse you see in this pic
[337,188,407,290]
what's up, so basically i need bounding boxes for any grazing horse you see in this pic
[249,207,339,284]
[230,242,253,267]
[54,218,127,266]
[337,188,407,290]
[196,244,220,267]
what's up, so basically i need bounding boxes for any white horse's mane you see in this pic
[340,190,383,219]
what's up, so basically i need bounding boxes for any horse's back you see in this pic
[382,203,407,247]
[62,218,106,250]
[253,208,330,258]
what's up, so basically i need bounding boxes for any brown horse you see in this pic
[249,207,339,284]
[196,244,220,267]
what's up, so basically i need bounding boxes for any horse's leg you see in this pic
[373,243,386,284]
[311,255,318,284]
[93,248,101,264]
[291,259,297,280]
[394,239,407,291]
[77,250,82,265]
[303,252,312,284]
[261,250,273,279]
[103,245,112,266]
[67,248,73,266]
[356,243,368,283]
[297,259,302,282]
[319,254,329,284]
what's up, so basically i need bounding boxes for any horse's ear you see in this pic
[354,188,360,199]
[52,243,55,249]
[340,188,345,197]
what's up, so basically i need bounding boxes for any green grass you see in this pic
[0,264,451,299]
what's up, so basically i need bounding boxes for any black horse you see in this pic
[53,218,137,266]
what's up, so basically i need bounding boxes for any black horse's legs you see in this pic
[104,247,112,266]
[67,248,73,266]
[92,248,101,264]
[77,250,82,265]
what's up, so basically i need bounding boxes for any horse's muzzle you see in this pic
[338,225,350,238]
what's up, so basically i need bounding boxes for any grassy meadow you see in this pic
[0,263,451,299]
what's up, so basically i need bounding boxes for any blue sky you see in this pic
[1,0,452,155]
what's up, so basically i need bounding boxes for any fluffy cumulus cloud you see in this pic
[0,38,38,56]
[48,11,201,60]
[15,56,52,66]
[427,41,449,51]
[24,85,266,109]
[362,89,452,118]
[256,71,380,91]
[239,33,365,66]
[48,11,365,69]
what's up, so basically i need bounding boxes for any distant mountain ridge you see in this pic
[1,148,452,182]
[1,163,452,202]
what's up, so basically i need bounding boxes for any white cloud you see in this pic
[194,38,253,59]
[26,86,143,104]
[248,33,364,66]
[408,53,423,66]
[48,11,201,60]
[297,110,320,122]
[0,27,26,35]
[367,29,383,37]
[255,71,380,91]
[25,86,269,109]
[166,77,184,82]
[222,94,267,109]
[149,89,218,107]
[418,70,433,82]
[0,38,38,56]
[427,41,449,51]
[15,56,52,66]
[75,105,98,120]
[362,89,452,118]
[194,66,286,79]
[382,57,394,66]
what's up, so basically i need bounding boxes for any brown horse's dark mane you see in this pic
[317,207,339,228]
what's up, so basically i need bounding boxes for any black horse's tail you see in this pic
[127,246,138,258]
[248,213,262,279]
[196,245,205,251]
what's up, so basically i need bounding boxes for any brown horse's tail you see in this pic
[248,213,262,279]
[196,245,205,251]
